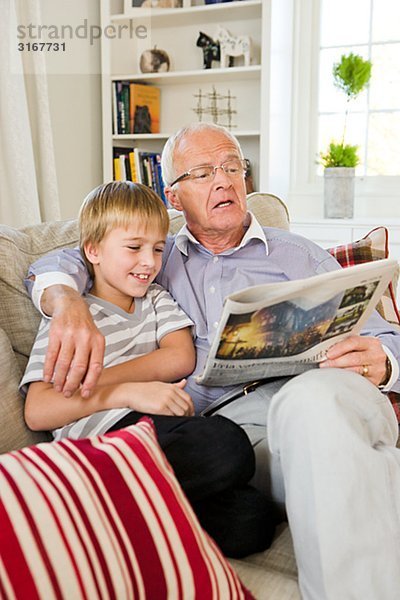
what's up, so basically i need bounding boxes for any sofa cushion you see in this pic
[327,226,400,325]
[246,193,290,230]
[0,220,79,373]
[0,418,253,600]
[0,327,48,454]
[229,523,300,599]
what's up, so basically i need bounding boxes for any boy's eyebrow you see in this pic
[122,236,166,245]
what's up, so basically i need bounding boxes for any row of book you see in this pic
[112,81,161,135]
[113,147,167,205]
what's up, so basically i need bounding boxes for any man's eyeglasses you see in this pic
[169,159,248,187]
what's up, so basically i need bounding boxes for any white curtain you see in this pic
[0,0,60,226]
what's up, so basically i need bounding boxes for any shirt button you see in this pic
[210,286,215,294]
[213,321,219,329]
[213,256,219,263]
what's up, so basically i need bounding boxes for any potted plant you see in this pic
[320,52,372,218]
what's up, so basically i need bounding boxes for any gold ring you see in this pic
[361,365,369,377]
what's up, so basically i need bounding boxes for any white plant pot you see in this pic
[324,167,355,219]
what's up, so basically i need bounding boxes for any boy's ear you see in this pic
[165,186,183,211]
[84,242,100,266]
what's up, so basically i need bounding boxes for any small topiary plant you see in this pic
[320,53,372,168]
[333,52,372,99]
[320,142,360,168]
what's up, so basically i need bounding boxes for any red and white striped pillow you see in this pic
[0,418,253,600]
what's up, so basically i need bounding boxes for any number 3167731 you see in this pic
[18,42,66,51]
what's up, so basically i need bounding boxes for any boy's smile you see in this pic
[86,223,166,313]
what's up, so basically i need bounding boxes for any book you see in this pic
[113,147,131,181]
[129,83,160,134]
[113,81,130,135]
[128,151,138,182]
[112,82,118,135]
[120,82,130,134]
[113,157,122,181]
[154,153,166,202]
[112,146,168,205]
[244,158,254,194]
[196,259,398,387]
[114,81,124,134]
[133,147,146,183]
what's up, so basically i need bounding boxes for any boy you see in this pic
[22,181,196,435]
[20,180,276,557]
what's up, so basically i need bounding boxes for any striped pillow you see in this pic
[0,418,253,600]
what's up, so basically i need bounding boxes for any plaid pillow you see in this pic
[0,419,253,600]
[328,227,400,422]
[327,226,400,325]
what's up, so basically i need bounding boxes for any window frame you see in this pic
[288,0,400,217]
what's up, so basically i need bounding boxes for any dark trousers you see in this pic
[108,412,277,557]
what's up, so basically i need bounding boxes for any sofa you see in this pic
[0,193,398,599]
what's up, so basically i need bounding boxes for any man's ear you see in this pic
[84,242,100,266]
[165,187,183,211]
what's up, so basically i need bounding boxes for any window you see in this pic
[318,0,400,177]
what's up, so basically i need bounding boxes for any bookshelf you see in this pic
[100,0,269,190]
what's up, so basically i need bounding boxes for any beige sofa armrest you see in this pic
[0,327,49,453]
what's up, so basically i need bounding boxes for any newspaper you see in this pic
[196,259,398,387]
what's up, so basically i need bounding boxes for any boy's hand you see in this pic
[43,286,105,398]
[121,379,195,417]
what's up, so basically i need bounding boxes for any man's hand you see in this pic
[319,335,387,386]
[42,286,105,398]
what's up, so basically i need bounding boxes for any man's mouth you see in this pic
[214,200,233,209]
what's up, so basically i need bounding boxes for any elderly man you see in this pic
[27,123,400,599]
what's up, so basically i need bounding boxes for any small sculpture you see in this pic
[215,25,251,68]
[196,31,220,69]
[192,87,237,130]
[140,46,170,73]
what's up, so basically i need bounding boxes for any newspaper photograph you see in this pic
[196,259,398,386]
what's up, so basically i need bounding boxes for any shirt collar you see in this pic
[174,211,269,256]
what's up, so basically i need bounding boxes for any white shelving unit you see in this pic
[100,0,268,188]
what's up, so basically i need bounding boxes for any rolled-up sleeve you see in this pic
[25,247,92,313]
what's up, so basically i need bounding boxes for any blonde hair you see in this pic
[79,181,169,277]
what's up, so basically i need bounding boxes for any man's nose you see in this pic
[213,165,232,187]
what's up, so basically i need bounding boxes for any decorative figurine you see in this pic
[196,31,220,69]
[140,46,170,73]
[192,86,237,130]
[215,25,251,68]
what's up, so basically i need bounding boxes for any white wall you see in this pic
[262,0,294,200]
[46,73,102,219]
[40,0,103,220]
